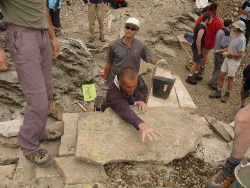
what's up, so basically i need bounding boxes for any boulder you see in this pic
[55,156,108,185]
[76,106,212,165]
[0,118,23,137]
[195,136,231,166]
[205,115,234,142]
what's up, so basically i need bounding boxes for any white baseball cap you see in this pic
[125,17,140,28]
[233,20,246,32]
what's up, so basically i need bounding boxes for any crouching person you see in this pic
[101,67,161,141]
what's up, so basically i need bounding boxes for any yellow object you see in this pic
[82,83,97,101]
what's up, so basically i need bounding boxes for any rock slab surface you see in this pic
[76,106,212,165]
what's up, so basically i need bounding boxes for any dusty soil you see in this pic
[55,0,249,187]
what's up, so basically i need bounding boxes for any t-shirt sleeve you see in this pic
[106,43,114,64]
[237,38,246,52]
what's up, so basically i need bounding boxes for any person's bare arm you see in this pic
[46,5,61,58]
[196,29,204,54]
[103,62,111,80]
[0,44,7,70]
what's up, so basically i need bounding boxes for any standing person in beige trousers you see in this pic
[83,0,107,43]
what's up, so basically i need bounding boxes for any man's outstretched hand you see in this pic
[138,123,162,141]
[134,101,147,112]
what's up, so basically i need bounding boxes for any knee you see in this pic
[234,109,250,133]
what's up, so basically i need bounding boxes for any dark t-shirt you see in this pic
[243,64,250,91]
[106,37,154,85]
[101,75,148,130]
[192,23,206,51]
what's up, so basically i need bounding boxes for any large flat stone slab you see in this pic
[0,135,18,148]
[11,155,36,187]
[205,115,234,142]
[195,136,231,166]
[0,146,21,165]
[0,164,16,187]
[55,156,108,185]
[76,106,212,165]
[59,113,80,156]
[172,75,197,113]
[59,113,92,156]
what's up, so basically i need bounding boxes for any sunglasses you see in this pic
[125,25,138,31]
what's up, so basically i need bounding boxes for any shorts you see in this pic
[220,58,240,77]
[192,50,203,63]
[204,48,212,53]
[241,87,250,99]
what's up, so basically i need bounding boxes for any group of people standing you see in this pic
[188,1,250,188]
[187,1,250,107]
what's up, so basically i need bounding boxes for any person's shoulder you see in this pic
[110,38,123,47]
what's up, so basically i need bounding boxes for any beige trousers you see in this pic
[88,3,105,39]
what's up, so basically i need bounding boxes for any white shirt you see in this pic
[196,0,208,9]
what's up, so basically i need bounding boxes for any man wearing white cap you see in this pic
[102,17,167,85]
[209,20,246,103]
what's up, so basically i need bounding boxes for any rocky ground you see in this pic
[0,0,249,187]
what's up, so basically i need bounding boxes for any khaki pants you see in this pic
[88,3,105,39]
[6,24,53,155]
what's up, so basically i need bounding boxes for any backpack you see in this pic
[221,28,230,37]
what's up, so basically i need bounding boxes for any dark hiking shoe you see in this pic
[194,73,203,81]
[206,162,235,188]
[221,92,230,103]
[46,129,64,141]
[199,66,205,74]
[185,76,197,85]
[25,149,54,168]
[207,81,217,90]
[88,38,94,43]
[99,38,106,42]
[209,89,221,98]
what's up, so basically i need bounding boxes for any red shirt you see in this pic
[194,10,223,49]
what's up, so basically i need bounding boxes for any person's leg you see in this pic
[200,50,209,74]
[186,50,200,85]
[209,53,224,85]
[206,105,250,188]
[209,71,226,98]
[49,9,55,28]
[232,104,250,158]
[226,76,234,92]
[96,3,105,40]
[5,26,50,154]
[88,4,96,41]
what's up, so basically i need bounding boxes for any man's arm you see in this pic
[0,44,7,70]
[196,29,204,54]
[45,5,61,58]
[103,62,111,80]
